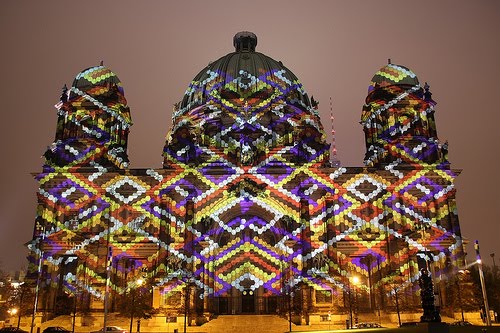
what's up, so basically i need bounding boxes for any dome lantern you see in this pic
[233,31,257,52]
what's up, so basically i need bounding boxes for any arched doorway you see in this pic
[204,204,294,315]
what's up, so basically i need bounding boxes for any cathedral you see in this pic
[28,32,464,324]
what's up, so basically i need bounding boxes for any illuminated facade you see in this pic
[28,32,464,321]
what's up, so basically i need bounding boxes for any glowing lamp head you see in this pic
[476,259,482,264]
[352,276,360,285]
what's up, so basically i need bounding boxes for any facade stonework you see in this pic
[28,33,463,321]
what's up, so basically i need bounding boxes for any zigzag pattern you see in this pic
[31,161,461,303]
[362,64,449,169]
[44,66,132,170]
[29,49,462,314]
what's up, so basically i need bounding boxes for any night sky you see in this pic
[1,1,499,272]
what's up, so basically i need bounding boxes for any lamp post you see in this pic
[474,240,491,326]
[456,270,468,322]
[287,284,292,332]
[8,308,18,327]
[183,284,188,333]
[13,282,26,329]
[183,277,195,333]
[394,285,401,327]
[345,275,359,329]
[30,223,45,333]
[71,291,77,333]
[346,277,353,329]
[285,277,294,332]
[129,278,144,333]
[102,246,113,333]
[352,276,360,326]
[281,244,295,333]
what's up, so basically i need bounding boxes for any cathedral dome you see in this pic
[72,65,123,95]
[178,31,312,113]
[164,32,329,167]
[368,63,419,93]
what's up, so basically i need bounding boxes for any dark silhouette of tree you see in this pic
[0,269,12,321]
[469,265,500,320]
[119,283,155,322]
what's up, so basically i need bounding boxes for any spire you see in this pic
[329,96,340,167]
[60,84,68,103]
[424,82,435,105]
[311,96,319,109]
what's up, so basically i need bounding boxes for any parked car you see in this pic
[450,320,473,326]
[42,327,71,333]
[0,328,28,333]
[91,326,127,333]
[400,321,419,327]
[353,322,383,328]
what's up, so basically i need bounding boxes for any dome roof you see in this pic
[177,32,312,116]
[368,63,419,93]
[164,32,329,167]
[71,65,124,95]
[66,64,131,126]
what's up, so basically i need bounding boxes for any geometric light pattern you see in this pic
[361,63,449,170]
[43,65,132,170]
[29,33,463,318]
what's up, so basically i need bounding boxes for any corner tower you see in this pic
[361,63,448,169]
[44,65,132,170]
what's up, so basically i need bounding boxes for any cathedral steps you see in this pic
[202,315,291,333]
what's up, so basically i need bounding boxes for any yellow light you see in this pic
[352,276,360,285]
[137,278,144,286]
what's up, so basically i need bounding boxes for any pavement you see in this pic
[11,314,500,333]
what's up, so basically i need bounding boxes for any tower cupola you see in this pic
[361,63,448,168]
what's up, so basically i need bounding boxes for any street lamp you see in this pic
[8,308,18,326]
[394,284,401,327]
[474,240,491,326]
[455,269,469,323]
[183,278,195,333]
[346,275,360,329]
[129,278,145,333]
[30,222,45,333]
[284,277,295,332]
[12,281,26,329]
[71,291,78,333]
[352,276,360,326]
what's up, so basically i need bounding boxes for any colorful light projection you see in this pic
[44,65,132,170]
[164,32,330,168]
[361,63,449,169]
[30,34,463,315]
